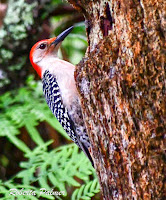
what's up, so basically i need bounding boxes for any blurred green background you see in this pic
[0,0,100,199]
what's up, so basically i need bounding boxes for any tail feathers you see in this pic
[68,116,94,167]
[79,142,94,167]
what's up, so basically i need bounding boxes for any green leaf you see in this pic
[38,176,51,190]
[25,124,44,146]
[0,116,19,137]
[6,132,31,153]
[71,179,100,200]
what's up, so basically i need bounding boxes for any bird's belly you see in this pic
[57,80,78,109]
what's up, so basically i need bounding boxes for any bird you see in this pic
[29,26,94,167]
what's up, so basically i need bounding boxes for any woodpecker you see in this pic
[30,26,93,166]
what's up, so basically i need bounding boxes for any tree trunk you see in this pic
[68,0,165,199]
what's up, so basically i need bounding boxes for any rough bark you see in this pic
[68,0,165,199]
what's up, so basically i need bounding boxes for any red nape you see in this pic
[29,44,42,78]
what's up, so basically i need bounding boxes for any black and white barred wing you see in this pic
[42,70,79,146]
[42,70,94,166]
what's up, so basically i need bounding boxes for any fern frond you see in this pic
[0,142,100,200]
[0,78,100,200]
[71,178,100,200]
[0,115,19,137]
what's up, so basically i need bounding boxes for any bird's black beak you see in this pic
[51,26,74,46]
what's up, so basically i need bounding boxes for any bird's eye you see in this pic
[39,43,46,49]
